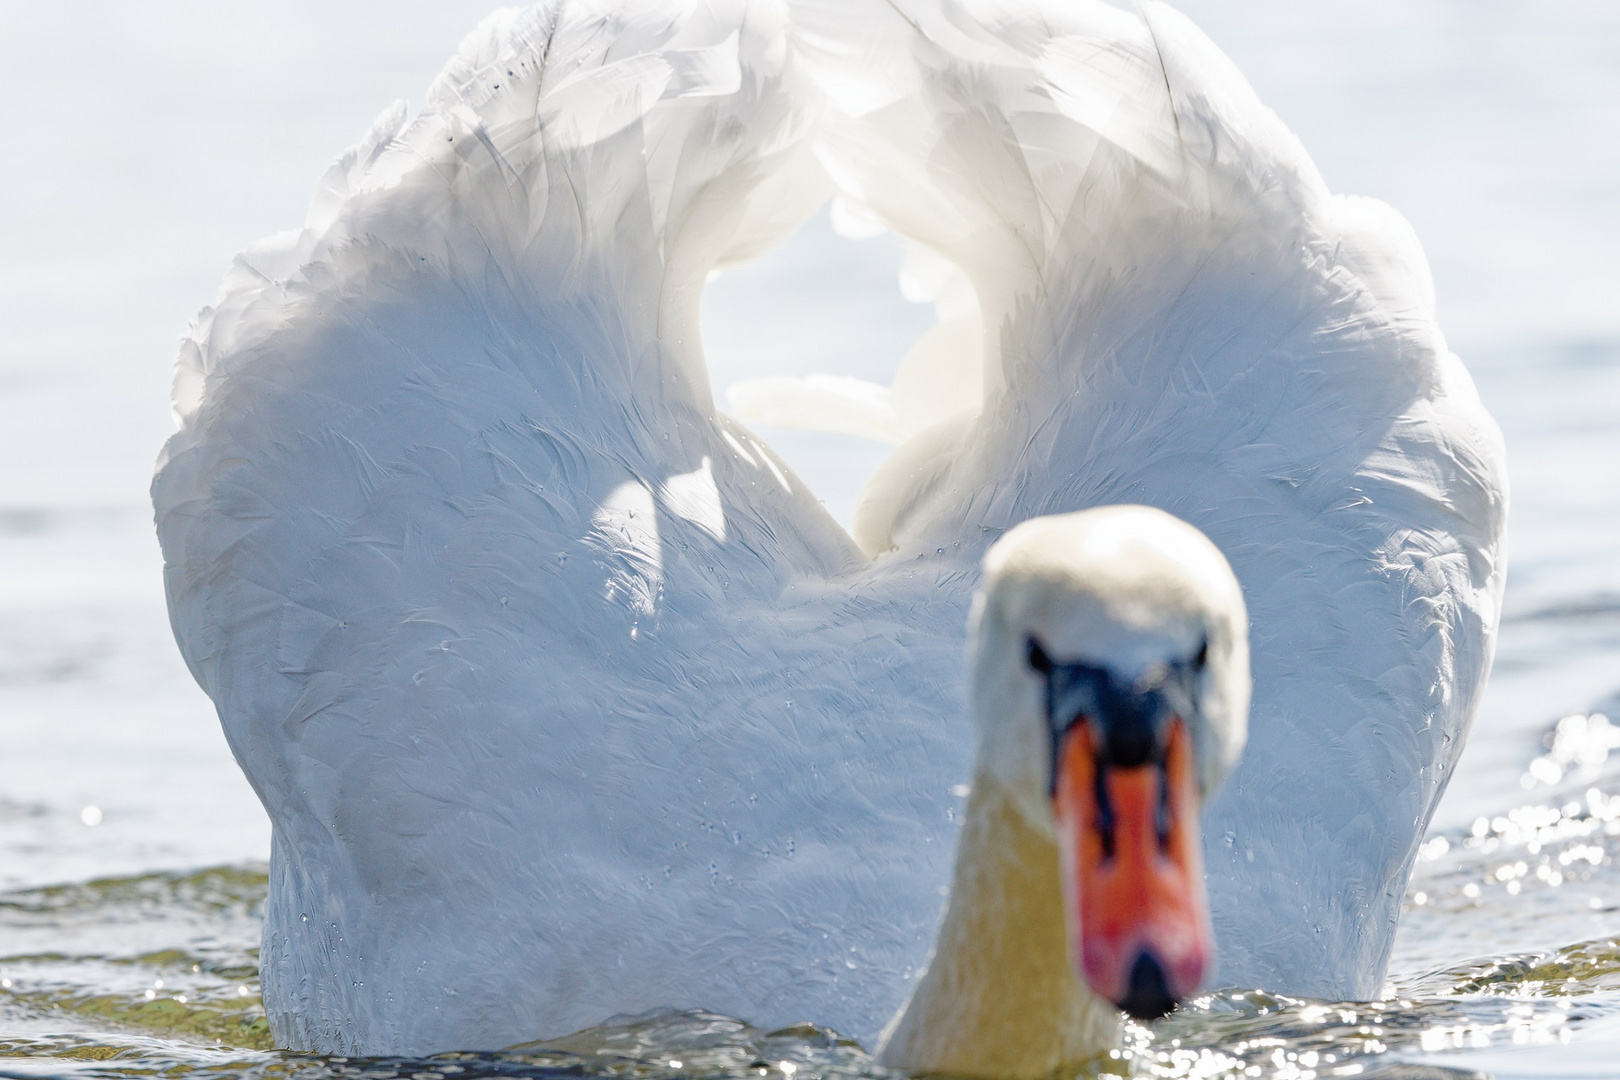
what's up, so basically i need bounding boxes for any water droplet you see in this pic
[79,805,102,827]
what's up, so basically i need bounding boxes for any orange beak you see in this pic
[1053,717,1211,1019]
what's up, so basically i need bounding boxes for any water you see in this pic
[11,753,1620,1080]
[1,2,1618,1078]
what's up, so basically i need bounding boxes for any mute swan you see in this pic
[152,0,1506,1070]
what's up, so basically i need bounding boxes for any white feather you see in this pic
[155,0,1506,1055]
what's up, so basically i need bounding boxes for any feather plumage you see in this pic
[154,0,1505,1054]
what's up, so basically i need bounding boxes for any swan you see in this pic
[151,0,1506,1070]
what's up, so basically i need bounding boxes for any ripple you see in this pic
[10,738,1620,1079]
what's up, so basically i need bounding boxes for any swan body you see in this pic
[153,0,1506,1061]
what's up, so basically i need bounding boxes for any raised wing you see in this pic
[154,0,982,1053]
[796,0,1508,995]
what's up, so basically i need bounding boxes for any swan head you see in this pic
[969,505,1250,1020]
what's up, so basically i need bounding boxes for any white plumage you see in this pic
[153,0,1506,1056]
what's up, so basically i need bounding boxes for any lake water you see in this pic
[1,2,1618,1077]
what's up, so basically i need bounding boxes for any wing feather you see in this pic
[800,0,1507,994]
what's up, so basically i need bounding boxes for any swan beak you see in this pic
[1053,718,1211,1020]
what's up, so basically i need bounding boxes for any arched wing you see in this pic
[157,0,845,821]
[152,0,970,1051]
[802,0,1508,995]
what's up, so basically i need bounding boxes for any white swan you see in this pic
[152,0,1506,1070]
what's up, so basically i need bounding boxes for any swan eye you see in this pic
[1193,637,1209,671]
[1027,637,1053,674]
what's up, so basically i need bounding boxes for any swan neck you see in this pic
[876,771,1119,1078]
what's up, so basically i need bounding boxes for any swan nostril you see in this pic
[1092,759,1117,859]
[1118,951,1177,1020]
[1155,764,1172,851]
